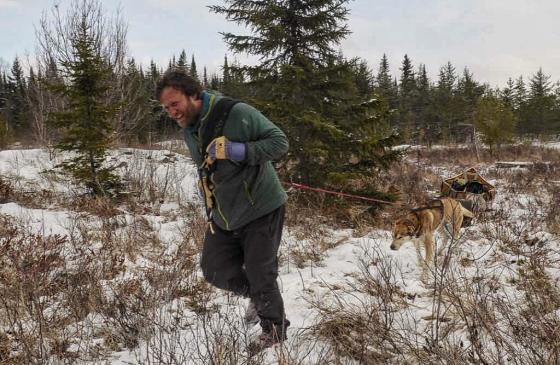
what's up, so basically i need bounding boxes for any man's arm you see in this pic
[232,103,289,166]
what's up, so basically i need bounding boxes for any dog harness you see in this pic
[410,199,445,238]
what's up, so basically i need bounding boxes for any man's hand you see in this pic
[206,136,246,164]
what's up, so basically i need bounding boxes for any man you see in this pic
[156,68,290,351]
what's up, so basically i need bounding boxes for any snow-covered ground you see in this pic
[0,145,559,364]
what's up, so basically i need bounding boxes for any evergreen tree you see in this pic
[398,54,417,135]
[203,66,209,88]
[456,67,485,139]
[211,0,350,74]
[434,61,459,142]
[457,68,484,109]
[500,78,516,110]
[350,58,374,97]
[190,54,198,80]
[474,96,517,153]
[210,73,220,90]
[49,16,119,195]
[514,76,527,112]
[0,71,10,146]
[413,64,433,145]
[147,59,175,138]
[375,54,398,109]
[118,57,153,143]
[6,57,29,137]
[222,55,230,84]
[399,54,416,97]
[177,50,188,73]
[149,60,160,81]
[211,0,400,188]
[221,56,246,97]
[221,55,232,94]
[520,68,556,135]
[0,71,7,123]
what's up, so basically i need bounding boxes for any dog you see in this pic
[390,198,474,274]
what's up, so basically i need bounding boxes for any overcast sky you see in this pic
[1,0,559,88]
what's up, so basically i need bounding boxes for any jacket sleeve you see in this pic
[229,103,289,166]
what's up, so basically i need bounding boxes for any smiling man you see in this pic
[157,68,290,351]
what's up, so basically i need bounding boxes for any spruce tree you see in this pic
[190,54,198,80]
[147,59,175,139]
[474,96,517,153]
[376,54,397,107]
[456,68,485,134]
[203,66,209,88]
[211,0,400,189]
[521,68,556,135]
[398,54,417,135]
[351,58,374,97]
[399,54,416,96]
[500,78,516,110]
[514,76,527,114]
[49,16,119,196]
[119,58,153,143]
[177,50,188,73]
[0,71,9,147]
[434,61,460,141]
[6,57,28,138]
[0,71,7,122]
[210,0,350,73]
[414,64,433,145]
[210,74,220,90]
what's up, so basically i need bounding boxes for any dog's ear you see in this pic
[400,219,416,236]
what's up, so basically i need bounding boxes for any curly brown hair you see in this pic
[156,68,202,100]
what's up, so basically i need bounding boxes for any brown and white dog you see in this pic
[390,198,474,274]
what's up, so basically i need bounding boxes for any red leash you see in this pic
[282,181,397,206]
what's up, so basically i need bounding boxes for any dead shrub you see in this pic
[545,187,560,235]
[0,177,14,203]
[308,245,406,364]
[69,195,120,217]
[0,214,69,364]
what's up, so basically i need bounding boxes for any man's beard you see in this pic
[177,102,198,128]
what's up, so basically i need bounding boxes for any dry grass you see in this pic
[1,143,560,364]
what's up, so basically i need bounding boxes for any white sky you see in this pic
[1,0,560,88]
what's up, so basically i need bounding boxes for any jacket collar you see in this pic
[187,91,216,133]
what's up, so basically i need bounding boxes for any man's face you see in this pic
[160,87,200,128]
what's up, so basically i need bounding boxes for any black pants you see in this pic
[200,205,288,332]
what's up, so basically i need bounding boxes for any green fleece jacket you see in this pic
[183,91,288,231]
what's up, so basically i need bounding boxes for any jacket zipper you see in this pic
[243,180,255,206]
[210,174,230,230]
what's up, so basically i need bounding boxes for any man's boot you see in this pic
[244,300,260,326]
[248,320,290,354]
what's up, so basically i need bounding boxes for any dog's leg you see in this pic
[413,237,429,282]
[424,233,435,266]
[423,233,435,282]
[437,225,449,256]
[414,239,423,266]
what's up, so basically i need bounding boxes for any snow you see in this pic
[0,144,559,364]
